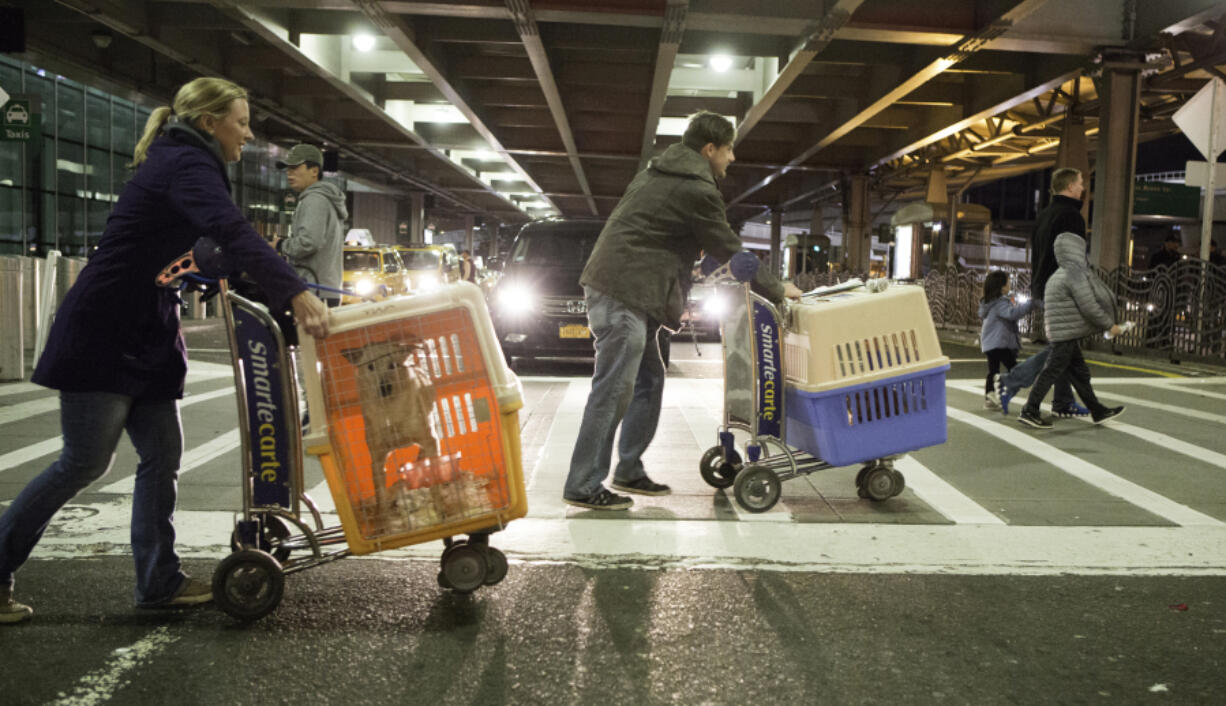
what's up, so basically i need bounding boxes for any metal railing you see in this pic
[793,263,1226,364]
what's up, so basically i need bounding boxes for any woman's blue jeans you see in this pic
[0,392,186,605]
[564,287,667,500]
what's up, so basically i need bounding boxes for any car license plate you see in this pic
[559,324,591,339]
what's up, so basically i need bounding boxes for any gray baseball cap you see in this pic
[276,143,324,169]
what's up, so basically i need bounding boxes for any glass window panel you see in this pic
[0,141,21,188]
[57,80,84,143]
[58,194,85,256]
[86,92,109,151]
[0,186,20,254]
[40,192,57,253]
[112,98,135,155]
[87,147,111,202]
[0,58,22,97]
[57,141,84,198]
[23,67,53,133]
[88,197,110,248]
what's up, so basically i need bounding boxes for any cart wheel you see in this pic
[229,516,292,563]
[440,544,488,594]
[862,466,899,502]
[440,538,468,567]
[732,464,781,513]
[212,549,284,622]
[855,464,873,488]
[481,547,509,586]
[699,446,742,489]
[891,471,906,496]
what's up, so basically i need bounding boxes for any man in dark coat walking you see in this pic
[562,111,802,510]
[1026,167,1087,417]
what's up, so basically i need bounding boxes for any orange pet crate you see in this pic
[298,283,527,555]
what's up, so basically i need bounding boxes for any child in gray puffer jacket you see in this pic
[978,270,1036,409]
[1017,232,1125,429]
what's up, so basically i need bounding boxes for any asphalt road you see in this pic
[1,320,1224,705]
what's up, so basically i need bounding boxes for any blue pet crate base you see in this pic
[785,365,949,467]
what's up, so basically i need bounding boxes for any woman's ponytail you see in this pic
[129,106,173,168]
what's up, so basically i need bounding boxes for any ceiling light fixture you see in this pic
[352,34,376,52]
[709,54,733,72]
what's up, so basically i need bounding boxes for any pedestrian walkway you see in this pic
[2,359,1225,576]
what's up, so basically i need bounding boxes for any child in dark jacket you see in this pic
[978,270,1036,409]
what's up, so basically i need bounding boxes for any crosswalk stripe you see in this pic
[0,396,57,426]
[0,382,45,398]
[0,387,235,474]
[98,429,242,493]
[1131,378,1226,402]
[1089,390,1226,425]
[945,405,1225,527]
[893,456,1005,525]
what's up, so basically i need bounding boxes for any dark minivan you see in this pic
[489,219,604,364]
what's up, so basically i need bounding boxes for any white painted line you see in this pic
[30,499,1226,576]
[893,456,1005,525]
[1132,378,1226,402]
[0,387,235,477]
[0,437,64,471]
[1080,419,1226,470]
[945,405,1225,527]
[0,382,44,398]
[0,396,57,426]
[1092,390,1226,425]
[50,626,178,706]
[1163,376,1226,386]
[99,429,241,494]
[950,378,1226,468]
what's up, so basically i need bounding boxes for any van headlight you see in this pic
[416,274,440,291]
[354,278,375,296]
[497,284,536,314]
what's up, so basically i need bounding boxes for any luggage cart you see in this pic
[201,273,527,621]
[697,259,949,513]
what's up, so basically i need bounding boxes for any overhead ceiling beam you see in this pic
[638,0,687,171]
[506,0,597,215]
[728,0,1051,207]
[735,0,863,144]
[210,1,515,212]
[353,0,559,214]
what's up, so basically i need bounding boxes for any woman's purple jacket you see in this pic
[32,123,306,400]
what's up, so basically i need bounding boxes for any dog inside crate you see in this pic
[328,320,497,537]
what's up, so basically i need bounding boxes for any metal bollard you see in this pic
[0,257,25,381]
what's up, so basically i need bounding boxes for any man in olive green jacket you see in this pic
[563,111,802,510]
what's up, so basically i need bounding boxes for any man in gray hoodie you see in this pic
[562,111,802,510]
[1017,232,1125,429]
[276,143,347,306]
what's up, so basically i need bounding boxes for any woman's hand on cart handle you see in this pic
[783,282,803,299]
[292,290,330,338]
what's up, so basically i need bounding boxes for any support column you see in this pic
[1090,52,1143,271]
[409,192,426,247]
[463,215,475,255]
[844,175,870,273]
[769,208,782,277]
[1056,114,1091,225]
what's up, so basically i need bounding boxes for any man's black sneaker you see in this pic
[1092,405,1126,424]
[611,477,672,496]
[563,488,633,510]
[1017,409,1053,430]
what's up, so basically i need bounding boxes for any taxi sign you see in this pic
[1,97,38,143]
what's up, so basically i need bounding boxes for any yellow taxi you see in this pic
[340,246,410,304]
[395,244,461,293]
